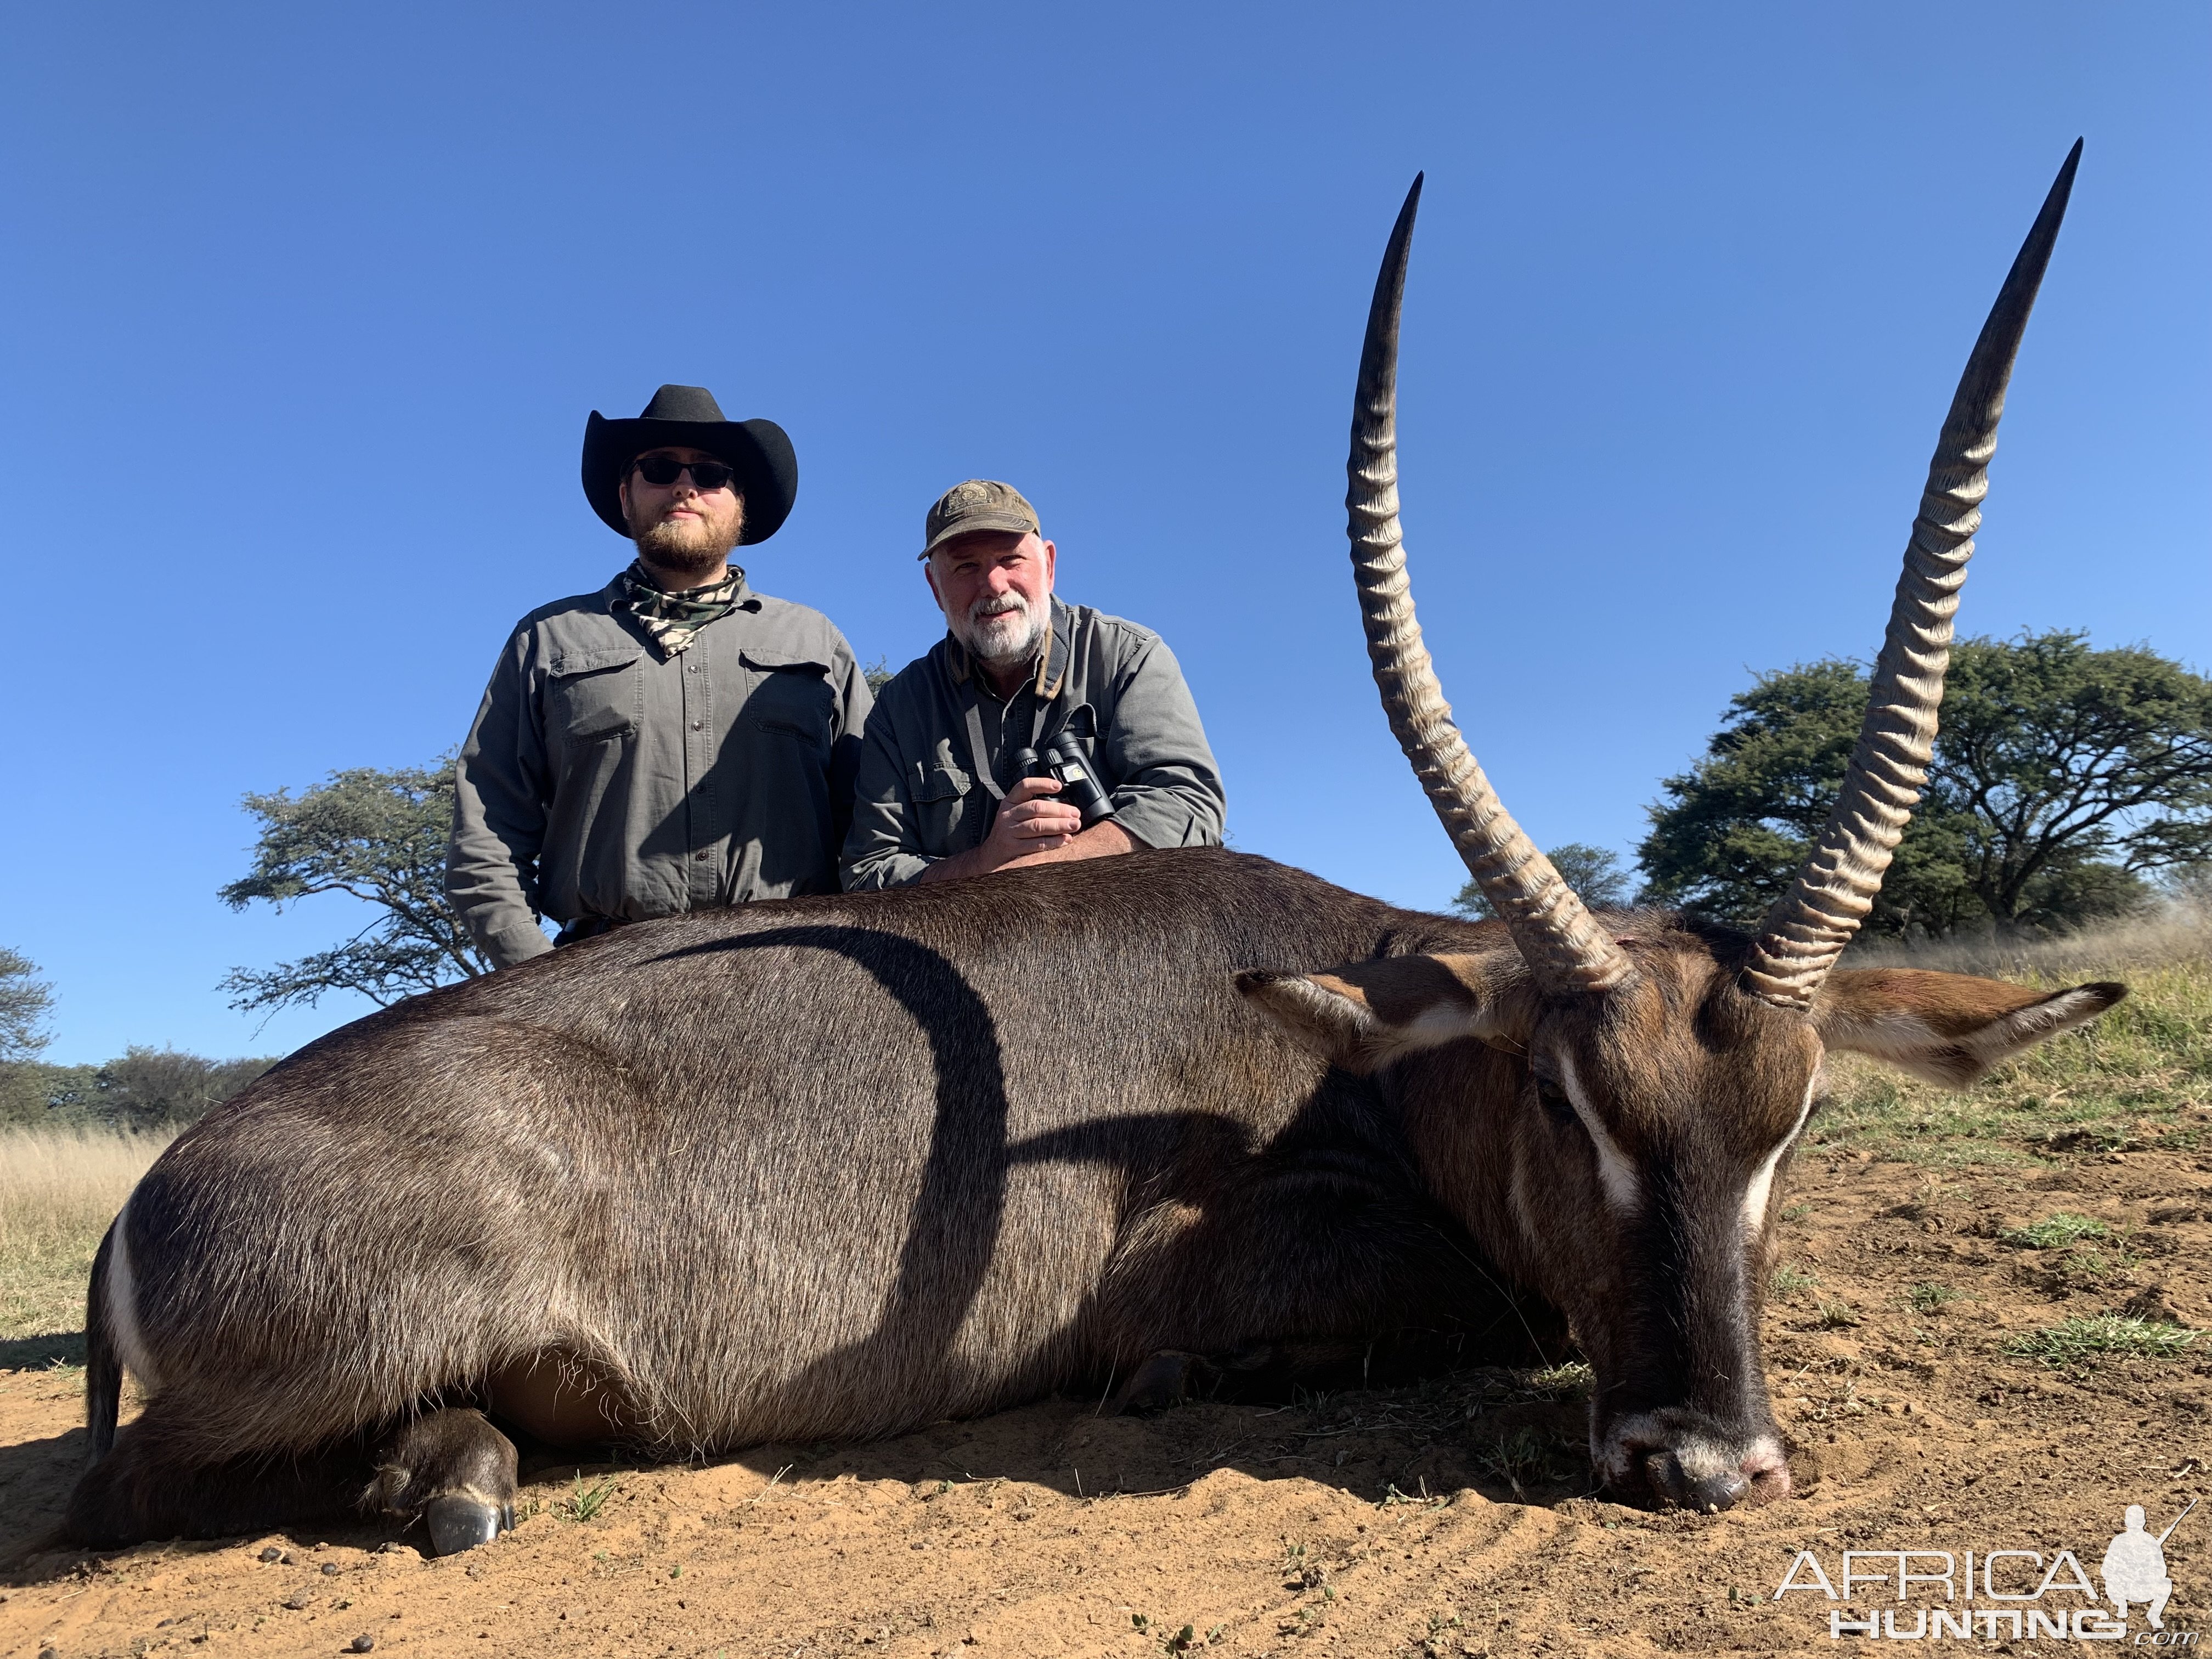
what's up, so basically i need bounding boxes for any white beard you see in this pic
[951,590,1048,665]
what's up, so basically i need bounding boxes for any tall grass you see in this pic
[1844,899,2212,981]
[1816,907,2212,1167]
[0,1125,171,1345]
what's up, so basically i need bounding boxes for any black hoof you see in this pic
[424,1495,506,1556]
[1114,1350,1216,1415]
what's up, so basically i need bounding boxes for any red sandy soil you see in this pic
[4,1147,2209,1658]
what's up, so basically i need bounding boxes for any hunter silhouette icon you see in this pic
[2103,1500,2192,1629]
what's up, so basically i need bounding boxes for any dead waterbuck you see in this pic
[67,145,2117,1553]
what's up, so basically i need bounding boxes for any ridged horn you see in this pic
[1744,140,2083,1010]
[1347,174,1633,995]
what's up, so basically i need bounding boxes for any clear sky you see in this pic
[2,2,2205,1064]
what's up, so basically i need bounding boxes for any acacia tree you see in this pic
[1639,632,2212,935]
[219,759,492,1012]
[0,947,59,1124]
[0,946,54,1063]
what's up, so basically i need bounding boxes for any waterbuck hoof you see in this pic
[1114,1350,1226,1415]
[424,1496,507,1556]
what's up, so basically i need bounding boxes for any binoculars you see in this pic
[1013,732,1117,827]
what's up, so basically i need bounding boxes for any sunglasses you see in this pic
[629,455,740,491]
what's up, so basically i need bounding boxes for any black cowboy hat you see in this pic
[580,384,798,543]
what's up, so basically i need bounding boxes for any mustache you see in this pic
[969,592,1028,622]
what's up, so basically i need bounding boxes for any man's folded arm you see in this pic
[447,640,558,968]
[1099,634,1227,853]
[840,706,933,891]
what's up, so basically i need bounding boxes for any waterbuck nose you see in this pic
[1643,1450,1750,1513]
[1602,1408,1792,1512]
[1631,1441,1792,1513]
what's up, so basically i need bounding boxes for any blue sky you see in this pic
[2,3,2205,1064]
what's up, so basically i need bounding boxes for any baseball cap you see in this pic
[919,479,1041,560]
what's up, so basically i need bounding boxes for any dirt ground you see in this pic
[3,1145,2208,1659]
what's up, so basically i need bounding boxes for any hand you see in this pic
[977,776,1083,871]
[998,815,1138,872]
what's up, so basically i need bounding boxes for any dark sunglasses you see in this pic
[629,455,739,490]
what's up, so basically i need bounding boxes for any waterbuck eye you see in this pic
[1533,1075,1576,1124]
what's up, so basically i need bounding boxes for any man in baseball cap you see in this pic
[448,385,871,966]
[841,479,1224,889]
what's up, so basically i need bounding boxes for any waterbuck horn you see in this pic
[1347,174,1633,995]
[1743,140,2084,1011]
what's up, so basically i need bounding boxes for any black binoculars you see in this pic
[1013,732,1117,827]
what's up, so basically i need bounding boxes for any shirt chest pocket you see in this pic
[912,758,974,853]
[546,645,645,743]
[741,651,835,755]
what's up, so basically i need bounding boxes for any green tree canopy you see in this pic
[5,1049,274,1132]
[219,759,492,1013]
[1638,631,2212,936]
[0,946,54,1064]
[1454,843,1632,921]
[61,1047,276,1132]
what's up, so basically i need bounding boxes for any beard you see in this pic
[630,501,745,586]
[949,588,1049,666]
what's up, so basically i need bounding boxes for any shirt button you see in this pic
[693,850,710,861]
[691,720,704,731]
[687,663,698,673]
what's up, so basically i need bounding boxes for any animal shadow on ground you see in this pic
[0,1412,406,1582]
[0,1336,83,1370]
[0,1334,1595,1584]
[0,1421,103,1579]
[664,1337,1599,1515]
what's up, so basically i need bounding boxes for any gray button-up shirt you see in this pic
[842,597,1224,890]
[449,569,871,967]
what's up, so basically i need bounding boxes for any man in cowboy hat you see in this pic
[448,385,872,968]
[841,479,1223,890]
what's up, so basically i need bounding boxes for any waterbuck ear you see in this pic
[1814,968,2128,1088]
[1235,953,1511,1074]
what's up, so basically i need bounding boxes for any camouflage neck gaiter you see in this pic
[615,561,744,657]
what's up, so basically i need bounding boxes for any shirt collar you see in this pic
[947,596,1070,699]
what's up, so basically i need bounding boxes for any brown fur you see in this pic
[65,850,2122,1544]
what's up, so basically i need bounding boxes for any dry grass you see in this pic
[1817,906,2212,1167]
[0,1125,171,1346]
[1844,898,2212,980]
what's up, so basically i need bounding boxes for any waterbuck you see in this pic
[69,146,2119,1554]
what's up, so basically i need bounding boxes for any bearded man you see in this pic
[449,385,871,968]
[841,479,1224,890]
